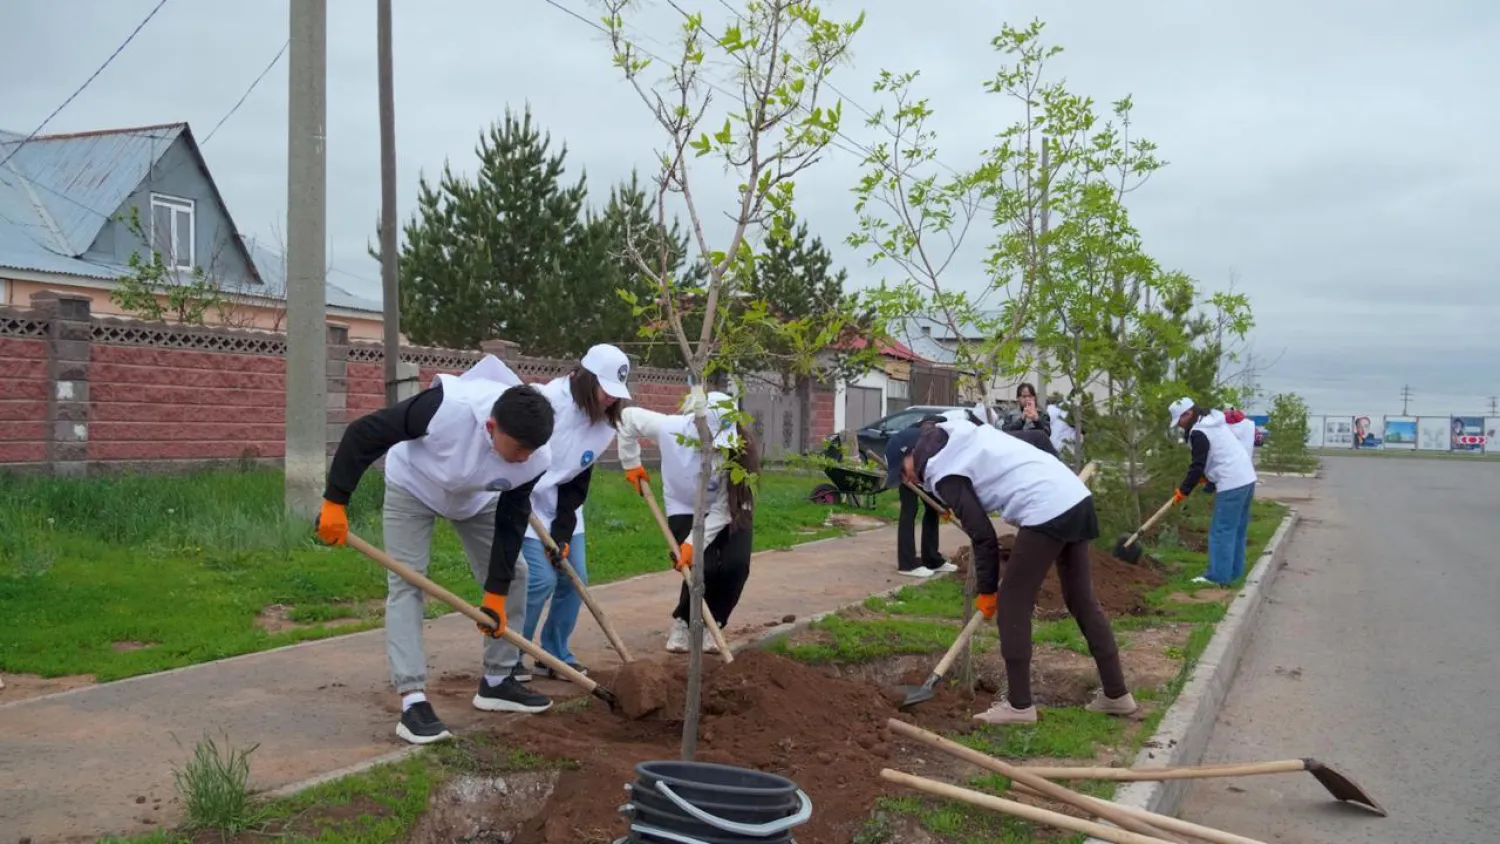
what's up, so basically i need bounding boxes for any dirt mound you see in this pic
[508,650,904,844]
[952,538,1165,619]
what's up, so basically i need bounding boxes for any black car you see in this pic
[823,405,971,464]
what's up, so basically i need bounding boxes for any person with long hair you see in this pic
[1003,382,1052,437]
[1169,397,1258,586]
[617,391,759,654]
[514,345,632,682]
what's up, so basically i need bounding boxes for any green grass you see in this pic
[958,707,1129,760]
[765,615,988,664]
[864,578,967,619]
[0,467,897,681]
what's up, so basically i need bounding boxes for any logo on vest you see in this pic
[580,449,595,468]
[485,477,514,492]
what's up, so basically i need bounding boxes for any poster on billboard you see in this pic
[1352,415,1383,449]
[1486,418,1500,454]
[1305,416,1325,448]
[1418,416,1451,451]
[1324,417,1354,448]
[1382,416,1418,449]
[1450,416,1486,451]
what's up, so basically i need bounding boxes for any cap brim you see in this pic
[601,379,631,400]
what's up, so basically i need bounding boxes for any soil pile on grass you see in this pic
[951,538,1165,619]
[509,650,900,844]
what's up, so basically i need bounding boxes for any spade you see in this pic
[1112,496,1179,565]
[898,612,988,708]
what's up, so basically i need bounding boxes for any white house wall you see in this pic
[834,369,890,433]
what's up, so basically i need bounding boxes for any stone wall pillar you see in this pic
[325,323,349,457]
[31,291,93,476]
[480,338,519,361]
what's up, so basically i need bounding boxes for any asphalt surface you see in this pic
[1180,455,1500,841]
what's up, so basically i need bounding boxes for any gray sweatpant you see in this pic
[383,482,528,694]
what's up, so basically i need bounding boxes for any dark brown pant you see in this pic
[998,528,1127,709]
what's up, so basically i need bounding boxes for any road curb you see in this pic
[1084,507,1301,843]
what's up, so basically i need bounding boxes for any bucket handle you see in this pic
[655,781,813,837]
[628,822,712,844]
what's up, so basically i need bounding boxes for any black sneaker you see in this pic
[538,661,588,680]
[511,661,534,683]
[395,701,453,745]
[473,676,552,714]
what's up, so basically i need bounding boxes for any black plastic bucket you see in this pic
[621,760,812,844]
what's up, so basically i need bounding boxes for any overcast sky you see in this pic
[4,0,1496,417]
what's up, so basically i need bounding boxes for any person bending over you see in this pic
[316,356,555,745]
[1169,398,1258,586]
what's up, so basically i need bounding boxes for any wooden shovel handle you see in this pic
[880,769,1177,844]
[1126,496,1179,546]
[931,612,988,679]
[886,720,1252,844]
[345,533,599,693]
[1021,759,1309,781]
[636,482,734,663]
[528,515,634,663]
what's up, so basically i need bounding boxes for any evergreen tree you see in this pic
[375,105,589,353]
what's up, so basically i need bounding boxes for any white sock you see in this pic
[483,674,506,686]
[401,692,427,712]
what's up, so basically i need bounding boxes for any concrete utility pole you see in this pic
[1488,396,1497,416]
[284,0,329,517]
[1400,385,1413,416]
[377,0,402,406]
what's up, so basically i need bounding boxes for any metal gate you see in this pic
[845,385,883,431]
[742,391,804,462]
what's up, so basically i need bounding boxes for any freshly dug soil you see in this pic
[508,650,910,844]
[952,537,1166,619]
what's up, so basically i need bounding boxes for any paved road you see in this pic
[1180,455,1500,842]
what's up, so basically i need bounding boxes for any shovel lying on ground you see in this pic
[1021,759,1386,817]
[528,514,634,665]
[1112,494,1178,565]
[345,532,621,711]
[633,479,734,663]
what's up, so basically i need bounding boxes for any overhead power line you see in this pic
[0,0,170,171]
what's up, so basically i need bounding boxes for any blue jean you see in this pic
[1205,482,1255,585]
[521,533,587,665]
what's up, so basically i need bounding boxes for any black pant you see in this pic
[998,527,1127,709]
[667,513,753,628]
[897,484,943,571]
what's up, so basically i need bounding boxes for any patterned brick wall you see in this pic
[0,312,48,467]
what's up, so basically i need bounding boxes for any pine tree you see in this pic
[375,106,589,352]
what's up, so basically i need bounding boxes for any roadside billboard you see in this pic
[1352,415,1383,449]
[1382,416,1417,449]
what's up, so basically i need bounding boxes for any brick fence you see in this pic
[0,291,835,475]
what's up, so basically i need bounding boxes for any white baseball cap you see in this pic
[581,344,632,400]
[1168,397,1195,427]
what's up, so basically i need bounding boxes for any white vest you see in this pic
[1229,418,1255,455]
[525,376,618,539]
[1194,411,1257,491]
[923,421,1089,527]
[658,405,735,517]
[385,356,553,522]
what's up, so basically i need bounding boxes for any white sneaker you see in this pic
[665,619,690,654]
[703,632,720,654]
[934,561,958,574]
[898,566,936,578]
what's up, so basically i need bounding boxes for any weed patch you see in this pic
[766,616,984,664]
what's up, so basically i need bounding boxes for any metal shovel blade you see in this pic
[1305,758,1387,816]
[1112,533,1144,565]
[897,674,940,709]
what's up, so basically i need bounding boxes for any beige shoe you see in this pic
[972,700,1038,725]
[1086,690,1139,716]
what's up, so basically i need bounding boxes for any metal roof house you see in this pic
[0,122,385,339]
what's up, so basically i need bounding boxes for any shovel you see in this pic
[633,479,734,663]
[1021,759,1386,817]
[1112,495,1178,565]
[528,514,634,665]
[344,532,621,711]
[897,611,986,709]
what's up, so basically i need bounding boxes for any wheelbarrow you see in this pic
[808,464,891,510]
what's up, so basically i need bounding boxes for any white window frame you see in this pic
[148,193,196,270]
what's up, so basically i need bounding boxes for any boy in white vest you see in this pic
[616,391,759,654]
[316,355,556,745]
[1169,398,1259,586]
[902,418,1137,725]
[514,344,632,682]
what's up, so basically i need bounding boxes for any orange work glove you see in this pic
[545,542,570,567]
[976,593,998,620]
[315,499,349,546]
[1196,476,1207,486]
[674,541,694,572]
[940,509,954,524]
[478,592,507,638]
[625,465,650,493]
[1172,489,1188,505]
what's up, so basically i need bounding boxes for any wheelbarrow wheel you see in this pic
[808,483,840,505]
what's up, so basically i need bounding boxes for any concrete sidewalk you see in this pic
[0,520,970,843]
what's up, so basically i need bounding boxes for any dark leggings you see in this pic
[999,528,1127,709]
[667,514,754,628]
[897,483,944,571]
